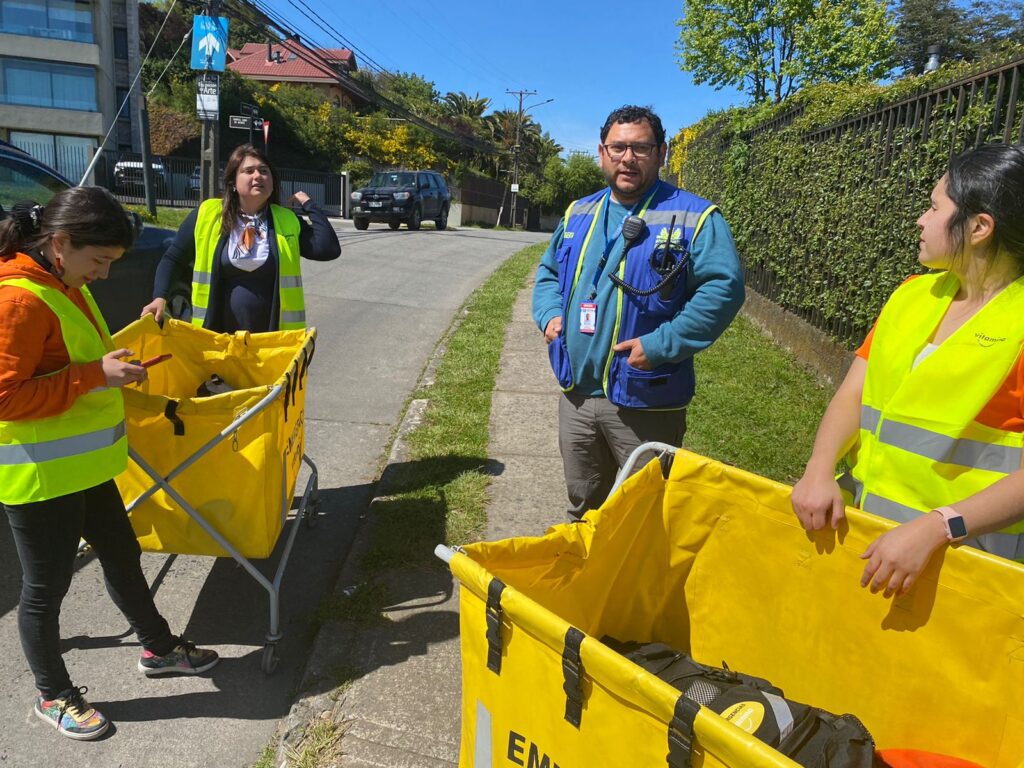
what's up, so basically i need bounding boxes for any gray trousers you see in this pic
[558,391,687,520]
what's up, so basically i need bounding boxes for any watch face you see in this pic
[949,516,968,539]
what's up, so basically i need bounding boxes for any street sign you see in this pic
[240,102,258,117]
[190,15,229,71]
[196,72,219,120]
[511,183,519,193]
[229,115,264,130]
[262,120,270,147]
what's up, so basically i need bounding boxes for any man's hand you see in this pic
[544,316,562,344]
[613,338,650,369]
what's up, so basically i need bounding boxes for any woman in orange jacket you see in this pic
[0,187,218,741]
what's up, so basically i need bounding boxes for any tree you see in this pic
[892,0,1024,74]
[676,0,895,103]
[442,91,491,121]
[529,153,605,214]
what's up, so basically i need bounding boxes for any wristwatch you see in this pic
[934,506,968,543]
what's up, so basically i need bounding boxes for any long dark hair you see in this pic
[220,144,281,237]
[945,143,1024,272]
[0,186,138,260]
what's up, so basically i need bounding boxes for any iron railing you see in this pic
[738,56,1024,347]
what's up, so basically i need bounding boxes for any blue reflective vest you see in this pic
[547,181,718,409]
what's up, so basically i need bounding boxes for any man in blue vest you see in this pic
[532,105,744,519]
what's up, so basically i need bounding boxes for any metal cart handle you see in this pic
[611,441,678,494]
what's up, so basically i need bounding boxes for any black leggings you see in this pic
[4,479,177,698]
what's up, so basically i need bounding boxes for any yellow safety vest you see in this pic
[844,270,1024,560]
[0,278,127,504]
[191,198,306,330]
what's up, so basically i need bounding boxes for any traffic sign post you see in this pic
[229,114,264,147]
[192,6,227,204]
[190,15,229,71]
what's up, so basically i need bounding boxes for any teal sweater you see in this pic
[531,194,744,396]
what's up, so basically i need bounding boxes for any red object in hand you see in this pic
[140,353,172,369]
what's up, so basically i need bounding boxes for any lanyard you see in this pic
[586,185,658,300]
[585,193,628,300]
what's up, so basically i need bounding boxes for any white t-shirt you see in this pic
[226,212,270,272]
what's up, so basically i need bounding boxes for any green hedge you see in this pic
[674,49,1024,348]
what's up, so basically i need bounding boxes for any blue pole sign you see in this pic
[191,15,229,72]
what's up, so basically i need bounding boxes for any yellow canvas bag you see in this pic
[113,317,312,558]
[448,450,1024,768]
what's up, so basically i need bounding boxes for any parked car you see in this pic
[113,153,167,195]
[350,170,450,231]
[0,140,188,331]
[189,165,201,193]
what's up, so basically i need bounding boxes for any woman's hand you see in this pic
[140,297,167,322]
[860,512,949,597]
[102,349,147,388]
[791,465,846,531]
[288,191,311,207]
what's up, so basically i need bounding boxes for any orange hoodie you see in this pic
[0,252,107,421]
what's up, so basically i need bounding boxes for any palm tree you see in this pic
[442,91,491,120]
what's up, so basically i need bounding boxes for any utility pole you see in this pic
[505,89,535,229]
[198,0,223,201]
[138,94,157,217]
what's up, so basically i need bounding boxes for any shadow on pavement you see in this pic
[293,456,503,699]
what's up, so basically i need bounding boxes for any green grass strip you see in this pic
[362,242,546,573]
[686,314,835,484]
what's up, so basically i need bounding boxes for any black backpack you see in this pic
[607,640,877,768]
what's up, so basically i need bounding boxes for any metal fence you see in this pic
[92,151,345,216]
[738,55,1024,346]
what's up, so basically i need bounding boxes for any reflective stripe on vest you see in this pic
[0,278,127,504]
[192,199,306,330]
[851,270,1024,557]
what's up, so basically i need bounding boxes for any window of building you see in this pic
[116,86,131,119]
[0,0,94,43]
[9,130,95,183]
[113,25,128,58]
[0,56,97,111]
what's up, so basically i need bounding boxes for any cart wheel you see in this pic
[261,643,280,675]
[304,495,319,529]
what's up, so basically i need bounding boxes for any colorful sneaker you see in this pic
[138,640,219,676]
[34,686,109,741]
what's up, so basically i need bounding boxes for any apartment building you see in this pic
[0,0,143,181]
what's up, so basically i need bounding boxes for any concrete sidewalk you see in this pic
[282,279,565,767]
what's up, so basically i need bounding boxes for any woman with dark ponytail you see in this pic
[792,143,1024,598]
[0,187,218,742]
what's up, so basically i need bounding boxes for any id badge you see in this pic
[579,302,597,334]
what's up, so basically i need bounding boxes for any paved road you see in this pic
[0,223,547,767]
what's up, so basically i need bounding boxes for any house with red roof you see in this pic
[227,41,368,109]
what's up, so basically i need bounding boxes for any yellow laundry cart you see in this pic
[438,445,1024,767]
[113,316,319,673]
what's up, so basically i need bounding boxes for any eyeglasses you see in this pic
[602,142,658,161]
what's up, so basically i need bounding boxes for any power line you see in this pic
[227,0,500,155]
[79,0,184,184]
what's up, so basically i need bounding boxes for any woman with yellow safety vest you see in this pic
[141,144,340,331]
[792,144,1024,599]
[0,188,219,741]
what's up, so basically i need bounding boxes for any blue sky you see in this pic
[272,1,746,154]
